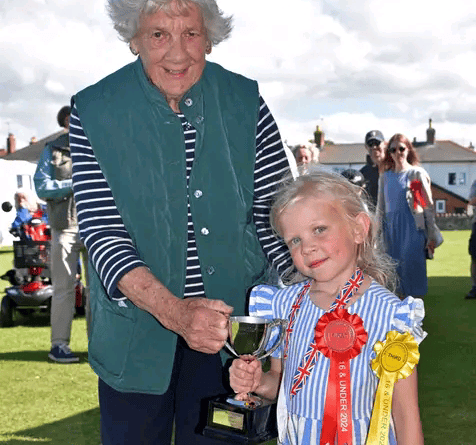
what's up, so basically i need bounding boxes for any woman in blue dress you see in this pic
[377,133,438,298]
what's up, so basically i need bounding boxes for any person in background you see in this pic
[465,179,476,299]
[294,145,314,166]
[11,190,36,233]
[377,133,437,299]
[69,0,292,443]
[34,105,88,363]
[361,130,386,207]
[11,189,48,241]
[340,168,367,196]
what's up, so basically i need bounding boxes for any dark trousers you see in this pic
[99,337,230,445]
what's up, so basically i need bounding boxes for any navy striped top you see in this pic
[70,95,292,300]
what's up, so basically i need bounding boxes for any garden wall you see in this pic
[436,214,472,230]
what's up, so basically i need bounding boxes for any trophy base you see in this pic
[202,394,278,444]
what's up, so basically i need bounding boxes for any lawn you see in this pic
[0,232,475,444]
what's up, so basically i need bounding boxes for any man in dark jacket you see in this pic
[360,130,386,207]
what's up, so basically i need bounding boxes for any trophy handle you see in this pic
[255,319,288,361]
[224,340,239,357]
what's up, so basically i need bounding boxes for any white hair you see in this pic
[107,0,233,45]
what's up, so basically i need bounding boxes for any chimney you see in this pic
[7,133,16,154]
[426,119,435,145]
[314,125,325,148]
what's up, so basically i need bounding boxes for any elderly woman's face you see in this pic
[296,148,312,165]
[131,2,209,112]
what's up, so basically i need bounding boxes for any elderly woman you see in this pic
[377,133,438,298]
[69,0,291,444]
[11,190,35,231]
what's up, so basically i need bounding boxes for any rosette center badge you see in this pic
[323,319,357,352]
[380,342,409,373]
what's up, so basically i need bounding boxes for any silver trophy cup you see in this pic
[225,316,288,361]
[203,315,288,443]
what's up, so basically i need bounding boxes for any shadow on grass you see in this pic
[0,350,89,363]
[0,407,101,445]
[5,312,51,328]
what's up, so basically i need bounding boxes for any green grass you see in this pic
[420,230,476,445]
[0,247,99,444]
[1,234,476,444]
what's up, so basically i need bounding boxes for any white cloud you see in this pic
[1,0,476,152]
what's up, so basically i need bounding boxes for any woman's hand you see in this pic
[426,238,436,256]
[117,266,233,354]
[173,297,233,354]
[229,356,262,395]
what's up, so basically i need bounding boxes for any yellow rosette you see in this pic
[367,331,420,445]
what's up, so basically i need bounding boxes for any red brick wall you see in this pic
[431,185,467,214]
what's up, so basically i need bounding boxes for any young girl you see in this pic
[229,169,426,445]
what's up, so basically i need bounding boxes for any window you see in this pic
[459,172,466,185]
[435,200,446,214]
[448,173,456,185]
[16,174,32,190]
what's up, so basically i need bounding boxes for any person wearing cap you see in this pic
[360,130,386,206]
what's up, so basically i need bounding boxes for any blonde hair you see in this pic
[271,167,397,291]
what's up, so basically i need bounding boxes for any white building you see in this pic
[316,120,476,214]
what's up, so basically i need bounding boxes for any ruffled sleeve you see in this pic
[391,296,427,344]
[248,284,283,358]
[248,284,280,319]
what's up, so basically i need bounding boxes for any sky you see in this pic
[1,0,476,151]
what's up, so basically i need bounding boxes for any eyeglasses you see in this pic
[388,146,406,154]
[367,141,381,149]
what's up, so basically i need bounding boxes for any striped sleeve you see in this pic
[249,284,283,359]
[253,96,293,276]
[70,104,146,299]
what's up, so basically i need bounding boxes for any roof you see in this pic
[2,130,66,163]
[318,143,366,165]
[318,140,476,165]
[414,140,476,163]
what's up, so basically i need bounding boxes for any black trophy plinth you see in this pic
[202,394,278,444]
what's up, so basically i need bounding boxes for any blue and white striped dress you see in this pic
[249,281,427,445]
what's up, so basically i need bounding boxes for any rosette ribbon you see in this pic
[409,180,428,209]
[315,308,368,445]
[367,331,420,445]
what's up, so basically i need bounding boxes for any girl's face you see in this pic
[278,193,368,289]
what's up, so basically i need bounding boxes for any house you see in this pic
[0,131,64,246]
[316,120,476,214]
